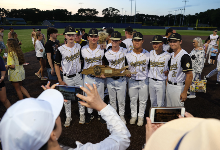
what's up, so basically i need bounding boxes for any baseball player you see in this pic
[166,33,193,107]
[206,54,220,84]
[103,31,127,124]
[81,28,106,124]
[54,26,84,127]
[148,35,171,107]
[206,29,219,64]
[31,28,36,45]
[163,28,176,52]
[121,26,133,52]
[75,29,87,47]
[106,28,114,49]
[126,32,150,126]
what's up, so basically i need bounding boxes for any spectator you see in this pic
[11,32,22,46]
[37,29,46,46]
[6,38,30,100]
[31,28,36,45]
[0,55,11,109]
[35,32,47,80]
[0,27,6,53]
[188,37,205,99]
[144,113,220,150]
[210,44,218,65]
[80,28,88,41]
[75,29,87,47]
[8,27,14,39]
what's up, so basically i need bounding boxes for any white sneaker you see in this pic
[64,117,72,127]
[120,115,126,124]
[79,114,85,124]
[137,117,144,126]
[130,117,137,124]
[187,95,196,99]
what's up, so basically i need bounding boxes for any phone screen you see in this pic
[55,85,83,101]
[153,108,182,123]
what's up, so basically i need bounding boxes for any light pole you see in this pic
[174,10,178,26]
[129,0,134,23]
[179,9,184,27]
[182,0,189,26]
[134,0,136,24]
[122,8,124,16]
[168,11,172,26]
[125,10,127,23]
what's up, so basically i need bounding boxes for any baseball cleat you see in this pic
[64,117,72,127]
[79,114,85,124]
[85,114,94,124]
[130,117,137,124]
[137,117,144,126]
[187,95,196,99]
[120,115,126,124]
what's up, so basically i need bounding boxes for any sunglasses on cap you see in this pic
[133,39,142,42]
[89,35,98,38]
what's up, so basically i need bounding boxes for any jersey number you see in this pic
[160,69,163,74]
[172,71,177,77]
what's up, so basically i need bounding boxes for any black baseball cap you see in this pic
[214,29,218,32]
[168,33,182,41]
[106,28,114,35]
[166,28,173,34]
[9,27,14,30]
[64,26,76,34]
[37,29,41,31]
[88,28,98,36]
[152,35,163,42]
[133,32,143,40]
[76,29,82,35]
[110,31,121,40]
[123,26,133,32]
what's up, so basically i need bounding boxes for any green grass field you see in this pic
[0,28,215,57]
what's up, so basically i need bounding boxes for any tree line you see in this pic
[0,7,219,27]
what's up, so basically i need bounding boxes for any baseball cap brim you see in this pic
[152,41,163,42]
[110,37,121,40]
[37,89,64,120]
[168,38,181,41]
[133,37,143,40]
[65,32,76,34]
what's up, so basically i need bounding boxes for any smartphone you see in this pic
[55,85,83,101]
[149,107,185,123]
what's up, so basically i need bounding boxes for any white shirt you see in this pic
[35,40,45,57]
[105,47,127,69]
[122,38,133,52]
[55,44,81,75]
[148,50,171,80]
[81,45,104,70]
[209,34,219,46]
[72,105,131,150]
[217,54,220,71]
[168,49,192,83]
[126,49,150,80]
[163,37,170,52]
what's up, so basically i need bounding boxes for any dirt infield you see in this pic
[1,35,220,150]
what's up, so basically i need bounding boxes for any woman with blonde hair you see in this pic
[35,32,47,80]
[6,38,30,100]
[188,37,205,99]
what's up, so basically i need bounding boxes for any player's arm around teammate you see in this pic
[148,35,171,107]
[126,32,150,126]
[166,33,193,107]
[81,28,106,124]
[104,31,127,124]
[54,26,84,127]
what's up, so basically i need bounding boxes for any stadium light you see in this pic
[168,11,172,26]
[129,0,134,23]
[174,10,178,26]
[122,8,124,16]
[182,0,189,26]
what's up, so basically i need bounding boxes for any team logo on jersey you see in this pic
[170,62,178,71]
[65,51,80,62]
[130,60,146,67]
[110,57,125,66]
[150,61,165,67]
[186,62,190,68]
[85,56,102,63]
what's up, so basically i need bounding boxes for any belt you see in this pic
[111,76,123,80]
[168,81,185,85]
[88,74,96,78]
[150,78,165,82]
[63,74,77,78]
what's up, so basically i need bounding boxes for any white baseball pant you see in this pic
[206,45,213,64]
[63,73,84,118]
[206,68,220,82]
[166,83,184,107]
[83,75,104,115]
[106,77,126,116]
[128,78,149,118]
[149,78,166,107]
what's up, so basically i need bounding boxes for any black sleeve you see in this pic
[207,36,211,40]
[102,55,109,66]
[148,59,150,69]
[45,42,53,54]
[54,49,62,65]
[125,57,128,66]
[120,42,127,49]
[181,54,193,72]
[168,58,171,70]
[80,50,84,69]
[217,36,219,41]
[107,46,112,50]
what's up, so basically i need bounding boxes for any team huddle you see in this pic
[37,26,196,127]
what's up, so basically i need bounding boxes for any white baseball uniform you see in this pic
[81,44,105,115]
[126,49,150,118]
[166,49,193,107]
[206,54,220,82]
[148,50,171,107]
[122,38,133,52]
[163,37,170,52]
[206,34,219,63]
[55,43,84,118]
[104,47,127,116]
